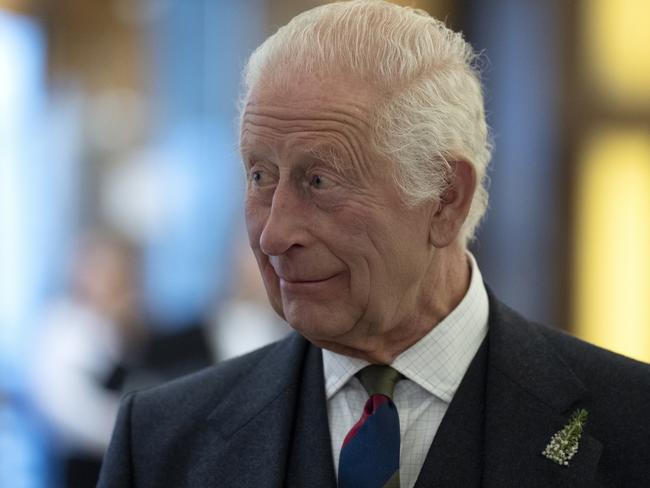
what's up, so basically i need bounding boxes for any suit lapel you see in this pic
[285,343,337,487]
[414,337,488,488]
[482,297,603,487]
[190,333,308,487]
[192,333,336,487]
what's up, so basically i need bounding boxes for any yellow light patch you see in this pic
[583,0,650,104]
[573,128,650,363]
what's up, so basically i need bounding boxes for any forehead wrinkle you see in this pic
[241,112,368,147]
[243,104,372,132]
[241,125,354,176]
[242,105,374,173]
[242,122,379,183]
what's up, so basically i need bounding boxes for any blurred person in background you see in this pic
[29,231,145,488]
[98,1,650,487]
[28,227,227,487]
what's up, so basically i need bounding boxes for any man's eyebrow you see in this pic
[307,144,349,172]
[240,150,269,170]
[239,147,254,166]
[239,137,275,166]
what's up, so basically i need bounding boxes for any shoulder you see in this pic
[490,296,650,394]
[122,331,310,428]
[492,297,650,450]
[536,322,650,385]
[99,333,309,486]
[489,296,650,475]
[128,334,294,419]
[534,321,650,474]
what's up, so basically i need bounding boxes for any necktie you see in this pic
[338,365,402,488]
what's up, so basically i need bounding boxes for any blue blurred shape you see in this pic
[0,10,52,488]
[141,0,266,330]
[471,0,564,326]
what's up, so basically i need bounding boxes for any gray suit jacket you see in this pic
[98,295,650,487]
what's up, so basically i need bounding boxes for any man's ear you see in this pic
[429,160,476,248]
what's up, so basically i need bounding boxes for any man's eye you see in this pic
[251,170,270,186]
[310,174,332,189]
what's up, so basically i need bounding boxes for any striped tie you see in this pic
[338,365,402,488]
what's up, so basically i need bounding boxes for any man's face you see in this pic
[240,77,435,352]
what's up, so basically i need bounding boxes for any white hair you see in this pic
[240,0,492,243]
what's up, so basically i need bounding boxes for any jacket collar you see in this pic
[207,333,305,438]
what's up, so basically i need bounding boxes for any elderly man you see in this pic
[98,1,650,487]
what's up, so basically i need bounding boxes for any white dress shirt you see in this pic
[323,253,489,488]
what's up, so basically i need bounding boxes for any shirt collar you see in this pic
[322,252,489,402]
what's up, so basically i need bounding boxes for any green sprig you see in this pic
[542,408,589,467]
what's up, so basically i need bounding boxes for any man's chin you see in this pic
[283,307,356,344]
[308,338,365,356]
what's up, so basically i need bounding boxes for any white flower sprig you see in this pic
[542,408,589,467]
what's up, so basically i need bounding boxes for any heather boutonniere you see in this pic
[542,408,589,467]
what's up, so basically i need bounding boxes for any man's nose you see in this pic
[259,183,307,256]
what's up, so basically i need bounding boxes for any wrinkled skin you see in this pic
[240,75,474,364]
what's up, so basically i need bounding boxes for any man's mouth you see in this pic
[280,275,335,284]
[278,273,342,293]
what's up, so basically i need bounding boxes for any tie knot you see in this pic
[357,365,402,399]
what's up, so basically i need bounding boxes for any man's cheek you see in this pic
[246,223,262,249]
[260,263,285,318]
[245,204,268,242]
[260,259,277,286]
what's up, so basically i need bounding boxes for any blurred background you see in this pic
[1,0,648,486]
